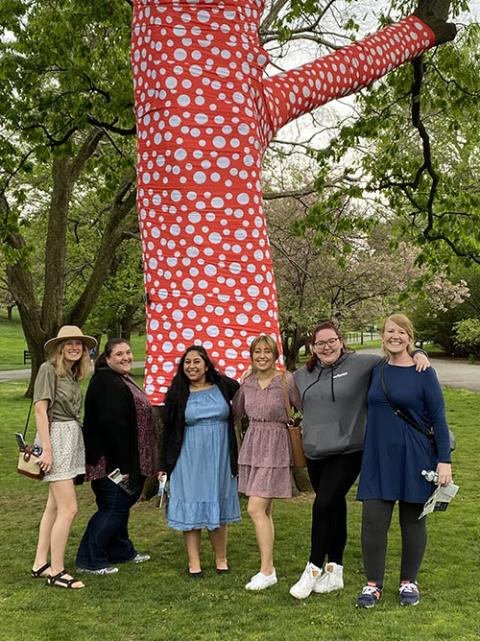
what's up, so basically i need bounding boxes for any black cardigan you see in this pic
[83,367,140,485]
[160,375,240,476]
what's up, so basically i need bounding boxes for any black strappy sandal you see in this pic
[47,570,84,589]
[31,563,51,578]
[215,566,230,575]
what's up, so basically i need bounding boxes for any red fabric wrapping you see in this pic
[131,1,436,403]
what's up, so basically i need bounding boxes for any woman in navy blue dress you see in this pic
[160,346,240,577]
[356,314,453,609]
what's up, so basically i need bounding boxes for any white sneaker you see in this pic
[289,562,323,599]
[313,562,344,593]
[245,569,278,591]
[76,566,119,575]
[133,553,151,564]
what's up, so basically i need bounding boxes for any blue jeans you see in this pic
[76,476,143,570]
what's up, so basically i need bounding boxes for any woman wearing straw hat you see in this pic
[31,325,96,589]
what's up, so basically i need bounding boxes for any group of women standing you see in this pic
[30,314,453,607]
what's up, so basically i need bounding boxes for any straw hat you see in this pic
[44,325,97,354]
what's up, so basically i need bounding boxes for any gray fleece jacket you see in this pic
[294,352,383,459]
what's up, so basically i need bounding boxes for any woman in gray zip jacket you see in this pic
[289,321,429,599]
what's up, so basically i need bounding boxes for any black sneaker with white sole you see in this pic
[399,582,420,606]
[355,584,383,608]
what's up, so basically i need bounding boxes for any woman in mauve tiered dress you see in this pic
[233,335,302,591]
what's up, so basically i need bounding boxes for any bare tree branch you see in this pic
[264,184,317,200]
[430,61,480,98]
[261,0,290,33]
[0,149,35,196]
[87,115,136,136]
[22,123,78,147]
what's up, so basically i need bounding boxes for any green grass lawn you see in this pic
[1,381,478,641]
[0,312,30,370]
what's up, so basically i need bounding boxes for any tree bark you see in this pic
[282,326,307,371]
[66,169,137,326]
[2,190,44,395]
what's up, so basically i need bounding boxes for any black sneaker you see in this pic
[355,584,383,609]
[399,582,420,606]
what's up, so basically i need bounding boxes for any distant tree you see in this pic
[84,240,145,344]
[0,270,16,320]
[454,318,480,359]
[265,163,469,368]
[409,263,480,354]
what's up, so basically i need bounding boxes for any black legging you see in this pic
[306,451,363,567]
[361,499,427,584]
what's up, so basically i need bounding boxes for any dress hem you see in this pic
[167,516,241,532]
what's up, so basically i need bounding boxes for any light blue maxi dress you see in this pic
[167,385,241,531]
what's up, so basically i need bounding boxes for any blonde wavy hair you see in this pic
[48,340,90,381]
[381,314,415,355]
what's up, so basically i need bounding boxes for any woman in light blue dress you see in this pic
[160,346,240,577]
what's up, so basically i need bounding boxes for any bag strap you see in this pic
[47,373,57,426]
[23,369,58,439]
[380,363,434,441]
[280,372,294,425]
[22,399,35,439]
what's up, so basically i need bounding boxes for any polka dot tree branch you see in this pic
[131,0,436,404]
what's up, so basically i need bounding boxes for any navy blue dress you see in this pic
[357,365,451,504]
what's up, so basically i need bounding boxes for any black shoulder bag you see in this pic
[380,363,455,453]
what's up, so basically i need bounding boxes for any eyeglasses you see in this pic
[313,337,340,349]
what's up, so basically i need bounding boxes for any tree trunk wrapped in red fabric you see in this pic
[131,0,450,403]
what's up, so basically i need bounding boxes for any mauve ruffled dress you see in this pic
[233,372,302,498]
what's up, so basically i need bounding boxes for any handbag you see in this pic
[16,375,57,480]
[380,363,456,453]
[17,399,44,480]
[281,373,307,468]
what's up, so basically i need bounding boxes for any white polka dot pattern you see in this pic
[264,16,436,131]
[130,1,436,404]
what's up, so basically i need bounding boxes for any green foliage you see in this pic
[0,0,133,147]
[453,318,480,359]
[0,0,139,378]
[315,22,480,268]
[0,0,135,249]
[84,240,145,338]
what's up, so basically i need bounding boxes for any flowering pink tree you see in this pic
[131,0,454,402]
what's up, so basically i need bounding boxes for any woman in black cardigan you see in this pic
[76,338,157,575]
[160,345,240,577]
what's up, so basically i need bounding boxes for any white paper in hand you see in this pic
[419,482,459,519]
